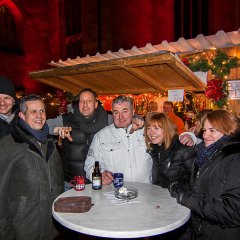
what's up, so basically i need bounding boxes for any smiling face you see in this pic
[19,100,46,130]
[112,101,134,128]
[147,123,164,145]
[78,91,98,117]
[0,94,15,115]
[203,119,224,147]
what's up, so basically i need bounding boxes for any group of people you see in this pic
[1,76,240,240]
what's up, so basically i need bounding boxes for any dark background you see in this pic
[0,0,239,94]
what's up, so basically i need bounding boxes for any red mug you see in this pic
[70,176,85,191]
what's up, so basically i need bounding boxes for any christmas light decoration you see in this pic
[181,49,240,108]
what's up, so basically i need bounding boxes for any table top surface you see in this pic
[52,182,190,238]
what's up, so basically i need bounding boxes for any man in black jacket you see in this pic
[47,88,110,189]
[0,76,18,139]
[0,94,64,240]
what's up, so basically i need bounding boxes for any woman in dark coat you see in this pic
[144,112,194,188]
[169,110,240,240]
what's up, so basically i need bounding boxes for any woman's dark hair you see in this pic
[205,110,240,136]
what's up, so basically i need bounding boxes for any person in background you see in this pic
[0,76,19,139]
[169,110,240,240]
[47,88,144,190]
[147,100,158,112]
[145,112,195,188]
[180,109,213,146]
[0,94,64,240]
[163,101,185,134]
[84,95,152,185]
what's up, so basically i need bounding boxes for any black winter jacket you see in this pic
[0,124,64,240]
[0,113,18,140]
[149,135,195,188]
[181,134,240,240]
[61,104,108,182]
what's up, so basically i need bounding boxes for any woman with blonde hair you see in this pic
[145,112,194,188]
[169,110,240,240]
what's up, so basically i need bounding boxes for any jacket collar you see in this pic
[11,124,56,161]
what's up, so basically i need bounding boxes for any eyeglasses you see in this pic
[79,99,94,105]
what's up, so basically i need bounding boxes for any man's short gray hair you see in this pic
[112,96,133,109]
[20,94,44,114]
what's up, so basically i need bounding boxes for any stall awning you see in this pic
[29,51,206,95]
[29,29,240,95]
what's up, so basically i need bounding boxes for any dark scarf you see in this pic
[195,135,230,169]
[72,103,108,133]
[18,118,49,143]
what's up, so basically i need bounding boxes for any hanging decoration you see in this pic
[205,78,228,108]
[55,90,75,115]
[181,49,240,108]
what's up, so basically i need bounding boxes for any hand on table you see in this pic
[102,170,114,185]
[168,181,188,204]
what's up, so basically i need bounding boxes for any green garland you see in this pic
[181,49,240,108]
[185,49,239,79]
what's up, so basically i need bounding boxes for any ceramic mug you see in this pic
[70,176,85,191]
[113,173,124,188]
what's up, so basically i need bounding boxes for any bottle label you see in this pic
[92,178,102,189]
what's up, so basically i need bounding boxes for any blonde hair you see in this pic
[144,112,177,150]
[206,110,240,135]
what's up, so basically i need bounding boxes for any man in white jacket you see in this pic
[84,95,152,185]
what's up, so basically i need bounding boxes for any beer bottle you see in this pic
[92,161,102,190]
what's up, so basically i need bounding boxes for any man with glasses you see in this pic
[163,101,185,134]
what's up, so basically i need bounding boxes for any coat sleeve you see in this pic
[168,146,195,183]
[46,115,63,135]
[0,145,15,240]
[0,123,10,140]
[181,157,240,227]
[84,132,106,181]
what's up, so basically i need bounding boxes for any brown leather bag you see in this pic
[54,196,93,213]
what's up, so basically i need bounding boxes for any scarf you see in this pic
[0,113,15,123]
[195,135,230,169]
[18,118,49,143]
[72,103,108,133]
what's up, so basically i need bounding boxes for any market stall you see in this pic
[29,29,240,116]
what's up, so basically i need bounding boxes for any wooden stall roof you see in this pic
[29,29,240,95]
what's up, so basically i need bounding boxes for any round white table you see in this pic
[52,182,190,238]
